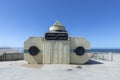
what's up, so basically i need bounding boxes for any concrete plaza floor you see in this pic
[0,55,120,80]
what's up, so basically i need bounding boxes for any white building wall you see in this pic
[43,41,70,64]
[70,37,90,64]
[24,37,43,64]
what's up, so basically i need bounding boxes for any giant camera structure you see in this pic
[24,21,90,64]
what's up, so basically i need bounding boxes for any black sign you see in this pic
[45,33,68,40]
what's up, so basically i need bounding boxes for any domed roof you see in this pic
[49,21,66,32]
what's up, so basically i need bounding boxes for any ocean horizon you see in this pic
[91,49,120,53]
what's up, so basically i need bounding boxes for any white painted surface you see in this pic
[43,41,70,64]
[24,37,90,64]
[70,37,90,64]
[1,54,120,80]
[24,37,43,64]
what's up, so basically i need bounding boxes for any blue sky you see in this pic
[0,0,120,48]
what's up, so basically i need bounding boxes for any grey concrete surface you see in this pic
[0,53,23,61]
[0,54,120,80]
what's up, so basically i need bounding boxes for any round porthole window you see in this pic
[28,46,40,56]
[74,46,85,56]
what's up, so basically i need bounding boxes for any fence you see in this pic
[0,53,24,61]
[90,52,113,61]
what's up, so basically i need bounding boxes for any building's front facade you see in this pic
[24,21,90,64]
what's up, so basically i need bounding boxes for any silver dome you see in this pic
[49,21,66,32]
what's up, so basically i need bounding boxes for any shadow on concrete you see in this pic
[85,60,103,65]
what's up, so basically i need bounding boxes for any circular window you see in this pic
[28,46,40,56]
[74,46,85,56]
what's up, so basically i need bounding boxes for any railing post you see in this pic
[109,52,113,61]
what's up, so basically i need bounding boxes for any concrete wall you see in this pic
[24,37,91,64]
[43,40,70,64]
[0,53,23,61]
[24,37,43,64]
[70,37,90,64]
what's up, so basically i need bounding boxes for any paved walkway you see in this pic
[0,60,120,80]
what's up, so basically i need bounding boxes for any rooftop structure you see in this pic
[24,21,90,64]
[49,21,66,32]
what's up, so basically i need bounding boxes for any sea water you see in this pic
[91,49,120,53]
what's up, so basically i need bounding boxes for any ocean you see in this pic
[91,49,120,53]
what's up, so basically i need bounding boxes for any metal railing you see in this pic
[90,52,113,61]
